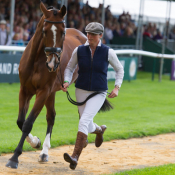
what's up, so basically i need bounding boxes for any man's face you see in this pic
[0,24,6,31]
[87,33,102,45]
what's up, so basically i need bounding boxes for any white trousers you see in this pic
[76,88,107,136]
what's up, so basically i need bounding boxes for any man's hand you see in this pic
[108,86,119,98]
[61,82,69,92]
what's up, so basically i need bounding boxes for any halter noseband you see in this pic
[44,47,62,60]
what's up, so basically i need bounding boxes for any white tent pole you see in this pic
[101,0,105,26]
[10,0,15,45]
[159,0,172,82]
[136,0,145,68]
[101,0,105,41]
[139,0,144,51]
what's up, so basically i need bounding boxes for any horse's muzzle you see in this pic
[46,56,60,72]
[46,61,59,72]
[45,47,62,72]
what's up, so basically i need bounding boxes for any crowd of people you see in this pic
[0,0,42,46]
[0,0,174,46]
[62,0,137,43]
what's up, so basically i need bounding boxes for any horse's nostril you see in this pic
[46,62,52,72]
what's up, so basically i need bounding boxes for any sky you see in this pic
[83,0,175,23]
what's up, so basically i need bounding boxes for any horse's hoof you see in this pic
[6,160,18,169]
[33,137,41,149]
[38,154,48,163]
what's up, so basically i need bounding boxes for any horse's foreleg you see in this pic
[6,90,49,169]
[39,92,56,162]
[17,87,41,149]
[17,87,32,130]
[26,133,41,149]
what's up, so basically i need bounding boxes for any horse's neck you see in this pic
[28,17,44,62]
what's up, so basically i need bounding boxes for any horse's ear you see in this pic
[60,5,67,18]
[40,1,49,18]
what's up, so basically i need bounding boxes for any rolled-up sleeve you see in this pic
[64,47,78,83]
[108,49,124,87]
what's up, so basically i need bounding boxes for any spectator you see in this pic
[0,6,7,20]
[120,22,126,36]
[67,14,74,27]
[123,26,134,38]
[113,23,121,37]
[118,11,126,23]
[0,19,11,45]
[13,33,24,46]
[143,27,152,38]
[73,14,80,28]
[169,27,175,40]
[23,23,30,35]
[104,21,113,44]
[68,21,75,28]
[153,29,163,40]
[23,32,30,43]
[77,23,84,33]
[125,12,131,22]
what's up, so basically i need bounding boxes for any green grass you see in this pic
[0,71,175,155]
[113,163,175,175]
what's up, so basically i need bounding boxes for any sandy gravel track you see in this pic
[1,133,175,175]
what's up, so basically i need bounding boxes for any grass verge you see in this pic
[114,163,175,175]
[0,71,175,154]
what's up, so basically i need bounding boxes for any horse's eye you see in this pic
[42,27,46,34]
[43,29,47,37]
[42,31,46,37]
[61,32,65,38]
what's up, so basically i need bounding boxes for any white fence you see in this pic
[0,45,175,82]
[0,46,175,60]
[0,46,25,52]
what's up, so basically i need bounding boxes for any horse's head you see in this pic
[40,2,66,72]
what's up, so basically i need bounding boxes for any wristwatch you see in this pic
[115,85,120,90]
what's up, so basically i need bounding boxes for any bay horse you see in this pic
[6,2,87,169]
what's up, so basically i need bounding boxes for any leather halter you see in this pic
[44,19,65,72]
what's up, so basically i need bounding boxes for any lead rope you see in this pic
[56,60,102,106]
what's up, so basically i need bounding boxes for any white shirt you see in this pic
[0,29,11,45]
[104,28,114,40]
[64,40,124,87]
